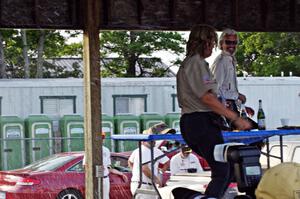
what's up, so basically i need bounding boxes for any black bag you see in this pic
[208,112,231,131]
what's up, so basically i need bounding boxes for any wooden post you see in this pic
[83,0,102,198]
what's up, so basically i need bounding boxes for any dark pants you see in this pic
[180,112,234,198]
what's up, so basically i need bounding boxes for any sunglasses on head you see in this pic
[224,40,238,45]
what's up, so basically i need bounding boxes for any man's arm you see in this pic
[200,91,251,130]
[128,150,135,170]
[142,164,162,187]
[109,167,128,182]
[128,160,133,170]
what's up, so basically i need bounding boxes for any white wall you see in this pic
[101,78,177,116]
[0,79,84,118]
[238,77,300,129]
[0,77,299,129]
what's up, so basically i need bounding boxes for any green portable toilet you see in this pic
[25,115,53,164]
[114,114,140,152]
[164,112,181,133]
[60,114,84,152]
[140,112,165,132]
[0,116,25,170]
[102,114,114,151]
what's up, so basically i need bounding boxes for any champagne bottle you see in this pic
[257,99,266,130]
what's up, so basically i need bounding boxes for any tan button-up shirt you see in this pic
[176,54,218,114]
[210,51,239,100]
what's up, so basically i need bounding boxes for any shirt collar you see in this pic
[221,51,237,64]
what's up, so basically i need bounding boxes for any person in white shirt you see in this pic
[83,132,128,199]
[170,145,203,175]
[128,122,172,199]
[210,28,245,108]
[210,28,258,130]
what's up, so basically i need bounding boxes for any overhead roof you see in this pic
[1,0,299,32]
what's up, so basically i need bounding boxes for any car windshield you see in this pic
[23,154,77,171]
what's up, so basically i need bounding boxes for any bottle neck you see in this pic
[241,104,246,110]
[259,101,263,109]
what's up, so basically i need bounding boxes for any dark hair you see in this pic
[186,24,218,57]
[181,145,192,153]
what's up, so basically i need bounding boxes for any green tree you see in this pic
[236,32,300,76]
[0,29,19,78]
[0,30,185,78]
[0,29,81,78]
[100,31,185,77]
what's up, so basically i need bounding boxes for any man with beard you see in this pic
[210,29,258,130]
[211,29,245,112]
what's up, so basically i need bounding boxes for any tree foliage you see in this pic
[0,29,81,78]
[1,29,299,78]
[100,31,185,77]
[236,32,300,76]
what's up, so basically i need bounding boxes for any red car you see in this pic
[0,151,133,199]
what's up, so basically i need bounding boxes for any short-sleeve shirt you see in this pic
[210,51,239,100]
[83,146,111,177]
[170,153,203,175]
[129,145,169,183]
[176,54,218,114]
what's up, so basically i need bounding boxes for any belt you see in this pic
[103,175,108,178]
[131,181,153,185]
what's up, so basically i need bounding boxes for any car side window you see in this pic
[111,156,131,172]
[67,160,84,172]
[292,147,300,163]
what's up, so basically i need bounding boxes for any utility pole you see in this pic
[83,0,103,198]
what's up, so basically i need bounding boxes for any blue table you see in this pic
[111,129,300,198]
[112,129,300,144]
[112,129,300,167]
[223,129,300,144]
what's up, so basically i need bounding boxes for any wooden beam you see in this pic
[201,0,206,24]
[289,0,296,27]
[69,0,78,26]
[0,0,2,23]
[83,0,102,198]
[102,0,109,25]
[137,0,143,25]
[261,0,268,29]
[169,0,175,22]
[232,0,238,28]
[34,0,39,25]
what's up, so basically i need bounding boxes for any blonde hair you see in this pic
[186,24,218,57]
[218,28,239,50]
